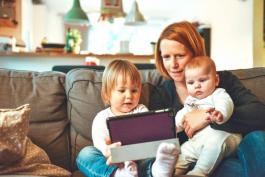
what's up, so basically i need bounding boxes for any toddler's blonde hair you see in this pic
[101,60,142,105]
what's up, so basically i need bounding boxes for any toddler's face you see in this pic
[185,67,219,99]
[109,75,141,115]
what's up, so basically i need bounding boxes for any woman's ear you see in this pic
[215,74,220,86]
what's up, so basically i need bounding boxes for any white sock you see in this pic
[114,161,138,177]
[152,143,179,177]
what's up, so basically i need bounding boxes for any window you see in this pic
[86,14,165,54]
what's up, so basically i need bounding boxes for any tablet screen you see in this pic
[107,109,176,145]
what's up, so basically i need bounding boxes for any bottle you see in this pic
[64,28,73,53]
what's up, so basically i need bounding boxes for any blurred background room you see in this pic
[0,0,264,71]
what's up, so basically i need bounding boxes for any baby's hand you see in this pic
[211,110,223,123]
[206,108,223,123]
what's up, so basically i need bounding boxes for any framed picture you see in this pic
[0,0,24,47]
[103,0,120,7]
[0,0,17,28]
[100,0,125,20]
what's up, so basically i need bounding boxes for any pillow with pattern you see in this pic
[0,104,71,176]
[0,104,30,165]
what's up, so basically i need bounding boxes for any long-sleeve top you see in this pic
[149,71,265,138]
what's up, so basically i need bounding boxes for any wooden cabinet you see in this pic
[0,0,23,46]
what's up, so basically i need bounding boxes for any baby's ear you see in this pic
[215,74,220,86]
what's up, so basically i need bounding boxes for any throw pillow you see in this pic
[0,137,71,177]
[0,104,30,165]
[0,104,71,176]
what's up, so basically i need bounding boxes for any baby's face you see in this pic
[109,75,141,115]
[185,67,219,99]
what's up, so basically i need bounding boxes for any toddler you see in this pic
[92,59,178,177]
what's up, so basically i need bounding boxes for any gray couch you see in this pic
[1,67,265,176]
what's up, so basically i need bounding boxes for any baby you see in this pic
[174,56,242,176]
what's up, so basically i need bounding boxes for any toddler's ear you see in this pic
[215,74,220,86]
[104,136,111,145]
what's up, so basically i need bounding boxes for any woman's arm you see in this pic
[182,109,210,138]
[148,81,174,110]
[211,71,265,134]
[149,80,183,112]
[175,108,187,133]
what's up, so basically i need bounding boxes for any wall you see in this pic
[21,0,264,70]
[253,0,265,67]
[143,0,254,70]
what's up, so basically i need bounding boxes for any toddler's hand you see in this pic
[103,137,122,166]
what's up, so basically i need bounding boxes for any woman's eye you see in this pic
[118,89,125,93]
[175,54,184,59]
[162,54,184,60]
[132,89,138,93]
[162,55,170,60]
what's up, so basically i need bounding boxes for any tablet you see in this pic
[107,108,176,145]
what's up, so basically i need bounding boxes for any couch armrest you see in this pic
[237,130,265,177]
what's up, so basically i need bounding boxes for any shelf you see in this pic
[0,51,154,60]
[0,51,155,71]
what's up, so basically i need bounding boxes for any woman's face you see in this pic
[160,39,193,83]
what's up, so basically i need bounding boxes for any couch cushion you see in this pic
[66,69,104,170]
[65,68,165,170]
[0,69,70,170]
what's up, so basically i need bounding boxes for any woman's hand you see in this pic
[103,137,123,167]
[182,109,210,138]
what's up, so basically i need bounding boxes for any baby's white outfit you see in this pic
[175,88,242,177]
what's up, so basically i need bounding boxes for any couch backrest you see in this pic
[231,67,265,104]
[0,69,71,170]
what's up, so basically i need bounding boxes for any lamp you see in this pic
[64,0,89,25]
[124,0,146,25]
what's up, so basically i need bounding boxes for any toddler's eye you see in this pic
[187,81,194,85]
[118,89,125,93]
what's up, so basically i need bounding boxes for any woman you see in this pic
[150,21,265,176]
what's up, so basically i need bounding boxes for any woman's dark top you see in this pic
[149,71,265,141]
